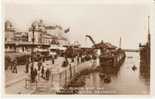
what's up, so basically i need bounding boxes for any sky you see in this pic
[4,0,151,49]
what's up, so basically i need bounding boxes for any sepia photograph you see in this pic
[3,0,152,95]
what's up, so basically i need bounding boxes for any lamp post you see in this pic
[30,22,37,83]
[31,22,37,68]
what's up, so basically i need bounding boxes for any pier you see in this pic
[122,49,139,52]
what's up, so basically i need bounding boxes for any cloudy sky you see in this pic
[5,0,151,49]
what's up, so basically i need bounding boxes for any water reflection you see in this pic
[74,52,150,95]
[139,57,150,90]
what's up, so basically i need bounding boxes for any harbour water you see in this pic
[73,52,150,95]
[32,52,150,95]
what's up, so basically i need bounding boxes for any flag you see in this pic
[64,28,70,33]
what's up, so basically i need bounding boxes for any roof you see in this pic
[94,42,117,49]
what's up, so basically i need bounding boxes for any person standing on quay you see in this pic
[51,55,55,64]
[10,58,13,71]
[34,68,38,82]
[25,59,29,73]
[12,59,17,73]
[30,65,34,83]
[41,66,45,79]
[45,68,50,80]
[38,61,42,71]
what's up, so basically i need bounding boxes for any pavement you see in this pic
[5,56,95,95]
[5,65,28,88]
[5,57,69,94]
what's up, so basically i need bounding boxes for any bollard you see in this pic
[51,73,54,87]
[35,80,37,89]
[72,65,75,76]
[51,73,53,82]
[59,72,61,86]
[65,70,67,85]
[25,78,30,89]
[76,65,78,73]
[74,65,76,74]
[38,72,40,81]
[69,64,72,80]
[76,64,78,73]
[25,79,28,89]
[62,71,64,86]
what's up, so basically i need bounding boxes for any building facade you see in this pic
[5,19,69,53]
[5,20,16,42]
[14,32,28,42]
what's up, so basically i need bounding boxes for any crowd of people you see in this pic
[6,47,98,84]
[25,56,53,83]
[28,47,98,83]
[8,59,18,73]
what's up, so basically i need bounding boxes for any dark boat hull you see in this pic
[99,51,126,69]
[98,52,125,76]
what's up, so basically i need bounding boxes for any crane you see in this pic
[85,35,96,47]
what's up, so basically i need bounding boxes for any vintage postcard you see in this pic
[3,0,152,95]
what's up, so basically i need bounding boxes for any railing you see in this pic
[50,60,94,89]
[25,77,38,89]
[24,59,96,91]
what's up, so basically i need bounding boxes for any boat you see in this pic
[99,48,126,67]
[85,35,126,68]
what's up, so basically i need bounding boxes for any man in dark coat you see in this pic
[45,68,50,80]
[38,61,42,71]
[12,59,17,73]
[30,65,34,83]
[34,68,38,82]
[25,61,29,73]
[51,56,55,64]
[41,66,45,79]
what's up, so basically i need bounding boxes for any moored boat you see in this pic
[85,35,126,68]
[99,48,126,68]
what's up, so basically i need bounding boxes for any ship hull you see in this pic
[99,51,126,69]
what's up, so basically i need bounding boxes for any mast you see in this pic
[148,16,150,46]
[119,37,122,49]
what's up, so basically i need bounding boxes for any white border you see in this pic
[1,0,155,99]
